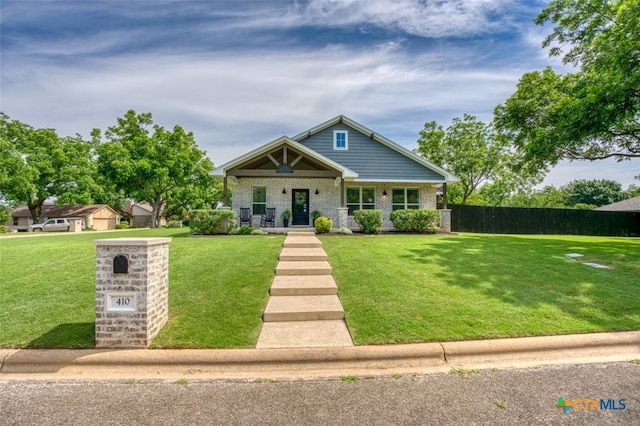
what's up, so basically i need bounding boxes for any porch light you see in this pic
[315,189,319,195]
[282,188,287,194]
[382,190,387,197]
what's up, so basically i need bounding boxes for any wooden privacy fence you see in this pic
[449,204,640,236]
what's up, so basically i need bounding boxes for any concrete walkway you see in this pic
[257,231,353,349]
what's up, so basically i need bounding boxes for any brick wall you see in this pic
[94,238,170,348]
[232,178,438,230]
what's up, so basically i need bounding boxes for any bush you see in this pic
[250,229,268,235]
[311,210,323,224]
[390,209,440,233]
[232,226,256,235]
[353,209,383,234]
[166,220,183,228]
[314,216,332,233]
[338,227,352,235]
[0,225,8,234]
[115,221,129,230]
[189,209,236,235]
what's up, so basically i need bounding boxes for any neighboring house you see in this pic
[595,196,640,212]
[121,200,166,228]
[6,204,121,231]
[211,115,459,230]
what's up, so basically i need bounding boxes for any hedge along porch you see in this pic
[211,115,459,231]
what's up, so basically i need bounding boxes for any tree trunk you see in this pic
[27,197,46,224]
[150,196,164,228]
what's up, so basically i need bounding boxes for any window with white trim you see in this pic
[334,130,348,150]
[392,188,420,210]
[346,187,375,215]
[252,186,266,215]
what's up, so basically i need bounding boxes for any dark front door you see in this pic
[292,189,309,226]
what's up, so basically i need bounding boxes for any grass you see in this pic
[320,233,640,345]
[0,229,283,348]
[1,231,639,349]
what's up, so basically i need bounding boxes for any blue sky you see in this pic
[1,0,638,189]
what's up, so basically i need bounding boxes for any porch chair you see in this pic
[261,207,276,227]
[239,208,252,227]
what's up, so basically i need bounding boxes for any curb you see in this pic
[1,331,639,379]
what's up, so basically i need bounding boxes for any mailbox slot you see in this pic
[113,254,129,274]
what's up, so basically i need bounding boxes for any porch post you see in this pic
[442,182,448,209]
[223,176,228,207]
[340,178,345,207]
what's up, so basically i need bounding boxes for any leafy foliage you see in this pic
[94,110,215,227]
[0,225,8,233]
[189,209,236,235]
[314,216,332,233]
[0,113,98,222]
[353,209,383,234]
[389,209,440,233]
[495,0,640,166]
[338,227,353,235]
[417,114,543,204]
[561,179,627,207]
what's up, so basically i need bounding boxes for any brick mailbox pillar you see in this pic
[94,238,171,348]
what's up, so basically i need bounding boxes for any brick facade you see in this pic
[94,238,171,348]
[232,177,438,230]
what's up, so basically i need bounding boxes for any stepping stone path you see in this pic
[257,231,354,348]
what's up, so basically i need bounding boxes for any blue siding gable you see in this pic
[296,123,445,181]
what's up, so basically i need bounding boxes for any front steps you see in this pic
[257,231,353,348]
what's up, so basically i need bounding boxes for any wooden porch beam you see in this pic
[223,176,228,206]
[442,182,448,209]
[267,154,280,167]
[228,169,341,178]
[290,154,304,167]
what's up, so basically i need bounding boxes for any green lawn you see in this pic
[320,233,640,345]
[0,229,283,348]
[1,231,639,348]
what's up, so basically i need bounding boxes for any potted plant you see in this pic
[281,208,292,227]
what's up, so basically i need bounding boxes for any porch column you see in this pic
[439,209,452,233]
[340,178,345,207]
[442,182,448,209]
[223,176,228,207]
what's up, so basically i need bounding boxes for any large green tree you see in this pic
[94,110,215,227]
[416,114,542,205]
[0,113,97,223]
[494,0,639,167]
[561,179,628,207]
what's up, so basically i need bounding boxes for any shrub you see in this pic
[232,226,257,235]
[338,227,352,235]
[189,209,236,235]
[311,210,323,224]
[390,209,440,233]
[166,220,183,228]
[250,229,268,235]
[0,225,8,234]
[115,221,129,230]
[314,216,332,233]
[353,209,383,234]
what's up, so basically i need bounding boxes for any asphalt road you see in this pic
[1,362,638,425]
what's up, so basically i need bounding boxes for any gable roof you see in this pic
[10,204,119,218]
[293,115,460,182]
[595,196,640,212]
[211,136,359,179]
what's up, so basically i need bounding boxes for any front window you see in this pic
[392,188,420,210]
[347,187,375,215]
[334,130,348,150]
[13,217,18,226]
[252,186,266,215]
